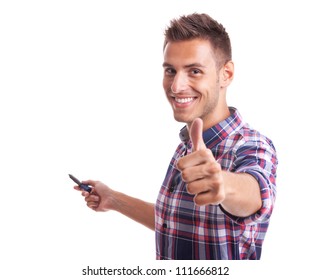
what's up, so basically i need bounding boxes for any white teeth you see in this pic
[175,97,194,103]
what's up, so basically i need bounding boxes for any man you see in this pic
[75,13,278,260]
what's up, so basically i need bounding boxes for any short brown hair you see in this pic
[164,13,232,69]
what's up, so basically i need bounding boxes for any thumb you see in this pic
[190,118,206,151]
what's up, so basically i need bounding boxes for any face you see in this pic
[162,38,232,129]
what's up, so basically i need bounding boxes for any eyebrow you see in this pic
[162,62,207,69]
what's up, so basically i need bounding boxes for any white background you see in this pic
[1,0,310,279]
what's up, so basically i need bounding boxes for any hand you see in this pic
[74,180,114,212]
[176,118,225,206]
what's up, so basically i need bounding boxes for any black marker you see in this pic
[69,174,92,193]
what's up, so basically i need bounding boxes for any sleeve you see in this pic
[220,135,278,225]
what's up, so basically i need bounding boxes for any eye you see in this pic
[164,68,176,76]
[190,68,202,75]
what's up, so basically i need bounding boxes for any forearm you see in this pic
[110,191,155,231]
[221,171,262,217]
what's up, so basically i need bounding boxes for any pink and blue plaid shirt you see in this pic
[155,107,278,260]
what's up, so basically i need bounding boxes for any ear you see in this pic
[220,61,234,88]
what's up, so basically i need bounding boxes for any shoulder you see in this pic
[235,124,276,154]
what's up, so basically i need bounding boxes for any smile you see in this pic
[175,97,195,104]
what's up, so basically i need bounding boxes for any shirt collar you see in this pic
[179,107,245,149]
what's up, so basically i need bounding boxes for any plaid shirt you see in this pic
[155,107,278,260]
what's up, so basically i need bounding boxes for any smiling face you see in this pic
[163,38,233,130]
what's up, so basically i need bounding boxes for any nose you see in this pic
[170,73,189,93]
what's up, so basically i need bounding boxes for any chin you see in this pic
[173,114,194,125]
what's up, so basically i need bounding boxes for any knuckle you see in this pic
[194,195,205,206]
[200,149,210,157]
[214,162,222,172]
[212,176,223,187]
[198,148,213,159]
[181,170,191,182]
[186,183,195,194]
[199,162,220,177]
[176,159,183,170]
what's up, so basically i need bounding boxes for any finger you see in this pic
[190,118,206,151]
[187,172,222,195]
[87,201,99,209]
[81,191,90,197]
[85,194,100,202]
[182,161,222,183]
[190,169,225,206]
[193,189,225,206]
[73,186,81,191]
[177,148,215,170]
[74,185,91,194]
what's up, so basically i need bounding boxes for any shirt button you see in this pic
[169,186,174,193]
[163,223,167,229]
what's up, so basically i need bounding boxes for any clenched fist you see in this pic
[176,118,225,206]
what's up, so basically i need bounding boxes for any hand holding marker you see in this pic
[69,174,92,193]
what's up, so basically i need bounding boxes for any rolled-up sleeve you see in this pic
[220,136,278,225]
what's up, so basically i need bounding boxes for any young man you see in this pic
[75,13,278,260]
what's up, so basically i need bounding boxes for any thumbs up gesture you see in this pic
[176,118,225,206]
